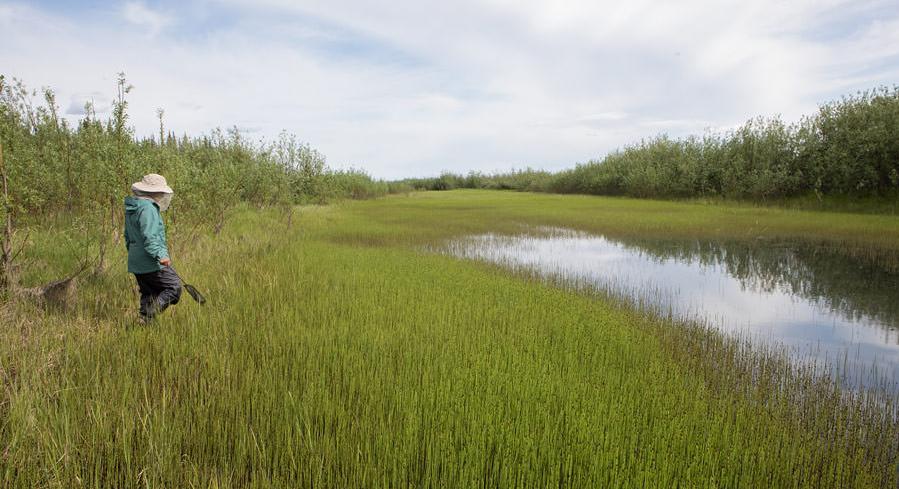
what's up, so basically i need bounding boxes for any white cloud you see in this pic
[0,0,896,178]
[640,119,712,130]
[580,113,629,123]
[122,1,171,35]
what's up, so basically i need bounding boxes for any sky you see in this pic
[1,0,898,179]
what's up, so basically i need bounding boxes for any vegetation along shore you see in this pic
[2,75,898,486]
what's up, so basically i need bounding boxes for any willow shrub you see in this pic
[407,86,899,202]
[0,75,394,231]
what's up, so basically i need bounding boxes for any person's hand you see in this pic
[159,258,171,267]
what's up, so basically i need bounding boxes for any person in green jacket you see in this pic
[124,174,181,323]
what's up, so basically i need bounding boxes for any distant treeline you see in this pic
[404,86,899,200]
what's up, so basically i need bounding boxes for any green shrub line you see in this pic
[0,73,402,230]
[0,73,413,291]
[405,86,899,205]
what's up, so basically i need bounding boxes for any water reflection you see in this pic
[446,228,899,391]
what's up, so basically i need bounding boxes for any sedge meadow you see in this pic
[2,190,898,487]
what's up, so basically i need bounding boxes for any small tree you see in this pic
[0,127,13,292]
[93,73,134,274]
[0,75,22,293]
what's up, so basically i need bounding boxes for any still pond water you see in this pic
[446,228,899,392]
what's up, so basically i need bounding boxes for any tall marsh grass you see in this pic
[3,192,898,486]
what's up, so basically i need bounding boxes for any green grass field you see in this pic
[2,190,898,487]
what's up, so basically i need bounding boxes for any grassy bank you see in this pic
[2,190,898,487]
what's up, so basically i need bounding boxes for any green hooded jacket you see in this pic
[124,196,170,274]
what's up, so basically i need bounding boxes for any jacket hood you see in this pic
[124,196,158,214]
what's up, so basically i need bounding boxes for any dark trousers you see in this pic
[134,266,182,319]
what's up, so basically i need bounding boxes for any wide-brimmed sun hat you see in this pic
[131,174,174,194]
